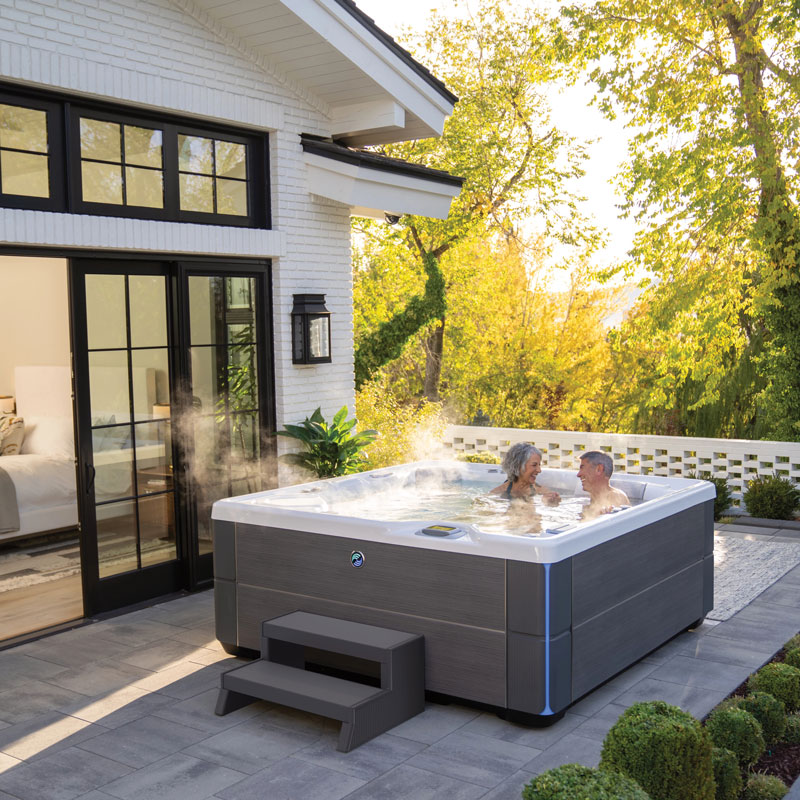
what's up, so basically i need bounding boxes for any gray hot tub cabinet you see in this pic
[213,499,714,722]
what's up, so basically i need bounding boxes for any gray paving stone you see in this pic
[387,702,480,744]
[460,710,584,749]
[567,682,627,717]
[407,729,541,789]
[478,769,538,800]
[679,634,775,669]
[0,745,132,800]
[60,685,175,729]
[606,660,660,691]
[17,630,132,669]
[151,688,265,734]
[0,679,86,725]
[129,660,229,700]
[706,616,793,650]
[571,703,628,742]
[88,619,186,648]
[614,677,728,720]
[640,632,697,665]
[648,655,753,692]
[76,714,209,768]
[117,639,210,672]
[294,730,425,781]
[343,763,487,800]
[522,733,603,775]
[779,565,800,586]
[0,711,104,761]
[101,753,246,800]
[183,717,321,774]
[736,600,800,628]
[214,756,365,800]
[43,660,152,697]
[0,652,68,692]
[254,704,337,737]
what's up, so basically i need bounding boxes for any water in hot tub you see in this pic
[320,479,593,536]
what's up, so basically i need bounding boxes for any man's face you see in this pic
[520,453,542,484]
[577,458,602,490]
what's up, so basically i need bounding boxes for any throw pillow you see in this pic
[0,415,25,456]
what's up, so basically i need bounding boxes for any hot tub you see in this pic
[212,460,715,723]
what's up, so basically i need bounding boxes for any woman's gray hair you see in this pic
[502,442,542,482]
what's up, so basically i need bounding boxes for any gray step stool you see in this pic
[215,611,425,752]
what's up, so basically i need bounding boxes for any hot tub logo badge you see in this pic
[350,550,365,568]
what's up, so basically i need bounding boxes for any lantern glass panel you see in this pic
[308,315,330,359]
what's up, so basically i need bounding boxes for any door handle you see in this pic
[86,463,96,495]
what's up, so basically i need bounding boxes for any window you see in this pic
[80,118,164,208]
[0,94,62,210]
[0,83,268,227]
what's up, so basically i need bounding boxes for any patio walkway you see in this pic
[0,524,796,800]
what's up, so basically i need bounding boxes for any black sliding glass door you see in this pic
[71,258,273,614]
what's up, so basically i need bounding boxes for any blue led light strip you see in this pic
[542,562,553,715]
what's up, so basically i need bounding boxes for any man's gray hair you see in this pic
[502,442,543,482]
[580,450,613,478]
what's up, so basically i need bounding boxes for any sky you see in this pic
[352,0,637,278]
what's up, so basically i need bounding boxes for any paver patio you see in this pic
[0,523,797,800]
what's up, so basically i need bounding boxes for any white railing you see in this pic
[444,425,800,513]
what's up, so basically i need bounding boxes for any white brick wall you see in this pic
[0,0,358,481]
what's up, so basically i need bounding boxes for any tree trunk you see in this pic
[423,318,446,401]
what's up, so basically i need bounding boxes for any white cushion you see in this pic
[20,416,75,458]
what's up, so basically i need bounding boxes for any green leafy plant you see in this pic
[783,713,800,744]
[457,451,501,464]
[747,663,800,713]
[738,692,787,745]
[784,648,800,670]
[711,747,742,800]
[686,472,733,521]
[277,407,377,478]
[743,473,800,520]
[785,634,800,652]
[600,701,714,800]
[741,772,788,800]
[705,707,765,767]
[521,763,651,800]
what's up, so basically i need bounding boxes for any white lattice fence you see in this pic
[444,425,800,513]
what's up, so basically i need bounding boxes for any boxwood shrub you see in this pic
[747,663,800,712]
[705,707,765,766]
[711,747,742,800]
[521,763,651,800]
[600,701,714,800]
[739,692,787,744]
[741,772,788,800]
[742,473,800,520]
[783,713,800,744]
[784,647,800,670]
[686,472,733,521]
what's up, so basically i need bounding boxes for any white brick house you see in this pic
[0,0,461,622]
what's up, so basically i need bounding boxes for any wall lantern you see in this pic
[291,294,331,364]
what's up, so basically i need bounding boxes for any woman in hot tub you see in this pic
[490,443,561,505]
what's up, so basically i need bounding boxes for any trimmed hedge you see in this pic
[521,763,651,800]
[705,707,765,766]
[600,701,714,800]
[783,713,800,744]
[785,647,800,670]
[740,772,788,800]
[748,663,800,712]
[739,692,787,744]
[711,747,742,800]
[742,472,800,520]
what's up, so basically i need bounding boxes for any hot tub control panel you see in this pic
[416,524,466,539]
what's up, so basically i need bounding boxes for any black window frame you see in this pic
[0,91,65,212]
[0,82,269,229]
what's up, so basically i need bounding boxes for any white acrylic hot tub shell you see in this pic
[211,460,716,563]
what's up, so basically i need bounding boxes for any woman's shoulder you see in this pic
[489,481,510,495]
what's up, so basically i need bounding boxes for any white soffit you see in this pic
[304,151,462,220]
[188,0,456,144]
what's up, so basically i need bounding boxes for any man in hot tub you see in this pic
[577,451,630,520]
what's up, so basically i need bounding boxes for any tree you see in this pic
[559,0,800,438]
[354,0,596,398]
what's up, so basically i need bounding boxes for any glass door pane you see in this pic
[187,275,263,555]
[84,272,176,578]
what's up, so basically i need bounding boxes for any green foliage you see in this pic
[786,634,800,651]
[705,707,765,767]
[457,452,501,464]
[741,773,789,800]
[748,663,800,712]
[782,713,800,744]
[738,693,787,746]
[686,473,733,521]
[521,763,651,800]
[600,701,714,800]
[277,407,377,479]
[711,747,742,800]
[354,377,446,470]
[743,473,800,520]
[785,648,800,670]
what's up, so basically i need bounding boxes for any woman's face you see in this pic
[519,453,542,484]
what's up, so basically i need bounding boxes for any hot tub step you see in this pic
[216,611,425,752]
